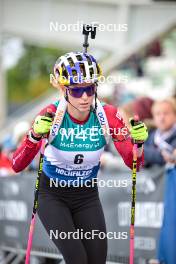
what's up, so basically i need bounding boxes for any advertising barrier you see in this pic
[0,166,165,262]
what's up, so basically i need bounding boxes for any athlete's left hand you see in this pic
[129,118,148,143]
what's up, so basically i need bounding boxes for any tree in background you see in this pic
[7,44,67,112]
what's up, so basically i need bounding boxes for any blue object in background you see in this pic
[158,167,176,264]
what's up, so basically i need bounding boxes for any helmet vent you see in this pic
[89,67,94,78]
[67,57,75,67]
[85,55,92,65]
[79,63,86,77]
[76,55,83,61]
[72,69,77,76]
[61,63,68,78]
[96,64,100,75]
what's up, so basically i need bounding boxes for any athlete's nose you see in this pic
[81,91,88,100]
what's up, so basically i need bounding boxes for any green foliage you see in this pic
[7,44,67,103]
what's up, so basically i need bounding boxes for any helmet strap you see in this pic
[65,89,69,101]
[93,90,97,114]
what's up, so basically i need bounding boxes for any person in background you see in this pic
[0,144,14,176]
[119,96,154,130]
[4,121,38,172]
[144,98,176,264]
[3,121,30,152]
[144,98,176,168]
[101,96,154,170]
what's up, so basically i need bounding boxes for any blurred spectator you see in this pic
[0,144,14,176]
[2,120,39,173]
[113,83,136,106]
[101,96,154,170]
[144,98,176,264]
[122,54,144,77]
[144,98,176,168]
[146,39,162,57]
[12,121,31,147]
[3,121,30,152]
[119,96,154,129]
[11,121,39,171]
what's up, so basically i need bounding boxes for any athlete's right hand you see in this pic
[32,115,53,136]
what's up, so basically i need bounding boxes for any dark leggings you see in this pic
[37,173,107,264]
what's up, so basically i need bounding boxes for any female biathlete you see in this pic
[12,51,148,264]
